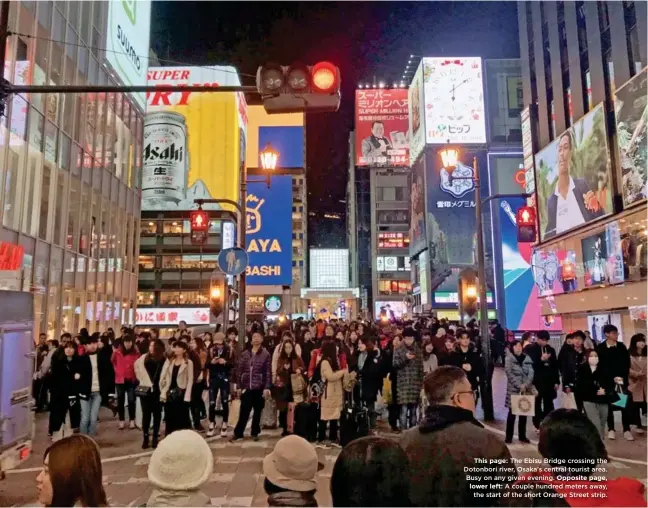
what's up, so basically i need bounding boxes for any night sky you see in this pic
[150,1,520,217]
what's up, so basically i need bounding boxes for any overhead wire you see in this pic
[6,30,258,81]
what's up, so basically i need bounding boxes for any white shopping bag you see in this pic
[511,394,535,417]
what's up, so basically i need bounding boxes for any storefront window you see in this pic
[378,280,411,295]
[141,220,157,234]
[139,255,155,270]
[159,291,209,306]
[38,161,54,241]
[137,291,155,306]
[163,221,184,234]
[3,101,27,230]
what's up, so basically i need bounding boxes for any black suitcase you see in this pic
[294,402,318,442]
[339,394,370,447]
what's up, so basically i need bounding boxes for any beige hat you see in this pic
[214,332,226,343]
[263,435,319,492]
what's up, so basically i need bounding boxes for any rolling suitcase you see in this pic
[339,393,370,447]
[294,401,318,442]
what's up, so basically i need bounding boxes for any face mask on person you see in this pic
[588,356,599,366]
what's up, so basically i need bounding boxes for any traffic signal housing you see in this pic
[190,209,209,245]
[516,206,537,243]
[256,61,341,114]
[209,275,227,319]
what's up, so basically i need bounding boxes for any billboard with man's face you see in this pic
[355,89,409,167]
[534,103,612,241]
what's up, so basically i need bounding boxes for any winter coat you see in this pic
[237,347,272,391]
[112,347,140,384]
[504,351,534,408]
[354,349,383,403]
[393,343,424,405]
[524,342,559,394]
[273,355,305,409]
[575,364,615,404]
[447,344,483,390]
[267,491,318,507]
[146,487,211,507]
[77,352,116,402]
[401,405,517,507]
[559,346,587,392]
[135,354,165,394]
[596,341,631,387]
[272,343,302,379]
[307,348,347,379]
[49,355,81,402]
[628,355,647,403]
[207,344,234,384]
[320,359,345,421]
[159,359,194,403]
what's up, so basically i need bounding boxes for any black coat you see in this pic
[596,341,631,387]
[448,345,483,390]
[77,352,115,402]
[524,342,560,393]
[49,354,81,401]
[576,364,616,404]
[559,347,586,391]
[354,350,383,403]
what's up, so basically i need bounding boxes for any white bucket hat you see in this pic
[148,430,213,491]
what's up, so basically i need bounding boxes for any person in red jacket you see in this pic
[517,408,646,507]
[308,338,348,379]
[112,334,140,429]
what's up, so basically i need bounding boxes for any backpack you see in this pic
[309,360,327,402]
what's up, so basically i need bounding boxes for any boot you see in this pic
[142,434,149,449]
[151,434,159,449]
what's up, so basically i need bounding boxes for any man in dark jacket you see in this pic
[596,324,632,440]
[207,332,234,438]
[232,331,271,441]
[448,331,483,394]
[400,366,517,507]
[560,331,587,411]
[77,335,115,436]
[524,330,560,430]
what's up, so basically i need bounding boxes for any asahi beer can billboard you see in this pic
[144,66,248,211]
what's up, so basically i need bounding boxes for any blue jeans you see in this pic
[400,403,418,430]
[80,392,102,436]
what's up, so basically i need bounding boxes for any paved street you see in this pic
[1,369,645,507]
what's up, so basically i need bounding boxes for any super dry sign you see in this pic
[245,176,293,285]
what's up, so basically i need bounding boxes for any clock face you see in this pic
[265,296,281,313]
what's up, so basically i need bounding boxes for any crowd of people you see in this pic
[30,316,647,506]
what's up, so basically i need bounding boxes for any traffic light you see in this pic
[256,61,341,114]
[190,209,209,245]
[459,269,478,318]
[209,276,227,318]
[516,206,537,243]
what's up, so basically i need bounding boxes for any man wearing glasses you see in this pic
[400,366,517,507]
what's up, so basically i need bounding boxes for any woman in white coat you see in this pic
[159,341,194,435]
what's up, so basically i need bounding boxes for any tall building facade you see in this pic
[0,1,148,338]
[518,1,647,340]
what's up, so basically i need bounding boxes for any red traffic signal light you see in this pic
[190,209,209,245]
[516,206,537,243]
[257,61,341,114]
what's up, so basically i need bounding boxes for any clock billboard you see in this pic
[422,57,487,145]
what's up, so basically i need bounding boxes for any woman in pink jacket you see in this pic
[112,334,140,429]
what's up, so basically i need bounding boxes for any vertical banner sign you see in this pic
[105,0,152,109]
[409,157,427,256]
[408,62,426,165]
[245,176,293,285]
[521,106,536,208]
[355,89,409,167]
[144,67,246,211]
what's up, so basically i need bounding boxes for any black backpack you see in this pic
[309,360,327,401]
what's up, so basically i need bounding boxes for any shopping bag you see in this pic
[290,373,307,402]
[562,391,578,410]
[228,399,241,427]
[511,394,535,416]
[382,377,392,405]
[261,398,278,428]
[612,385,628,408]
[375,392,386,414]
[286,402,295,433]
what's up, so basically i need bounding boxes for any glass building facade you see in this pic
[0,1,142,338]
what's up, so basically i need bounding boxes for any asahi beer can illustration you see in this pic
[142,111,188,205]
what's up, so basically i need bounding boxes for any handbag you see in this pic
[135,385,152,398]
[228,398,241,427]
[511,393,535,416]
[286,402,295,433]
[167,387,185,403]
[612,384,628,408]
[382,377,393,405]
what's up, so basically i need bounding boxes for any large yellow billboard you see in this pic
[143,66,247,211]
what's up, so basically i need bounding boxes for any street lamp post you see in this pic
[438,147,494,421]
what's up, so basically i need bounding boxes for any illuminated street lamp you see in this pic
[437,145,494,421]
[259,143,280,171]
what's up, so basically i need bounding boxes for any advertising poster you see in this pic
[534,103,612,241]
[105,0,152,109]
[422,57,487,145]
[245,176,292,286]
[409,157,427,256]
[531,248,578,297]
[135,307,210,327]
[375,301,407,319]
[615,67,647,207]
[426,150,484,271]
[408,62,426,164]
[144,66,246,211]
[581,223,624,288]
[498,198,562,331]
[587,313,623,344]
[355,88,409,167]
